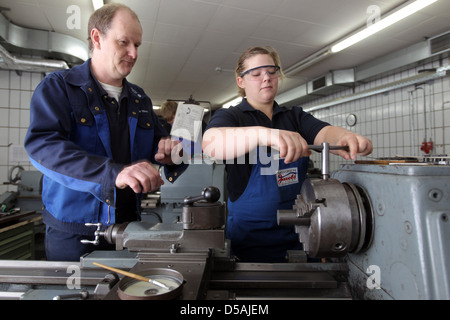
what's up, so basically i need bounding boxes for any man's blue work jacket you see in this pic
[25,59,177,235]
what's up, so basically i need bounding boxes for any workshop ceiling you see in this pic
[0,0,449,110]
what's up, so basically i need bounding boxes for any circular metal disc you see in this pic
[117,268,184,300]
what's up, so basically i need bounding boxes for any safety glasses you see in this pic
[239,65,281,80]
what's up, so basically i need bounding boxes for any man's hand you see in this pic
[155,137,183,165]
[115,160,163,194]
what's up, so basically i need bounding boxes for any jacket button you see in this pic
[146,123,151,127]
[94,106,100,111]
[88,88,93,92]
[135,99,139,104]
[81,118,86,123]
[169,177,173,182]
[132,111,137,115]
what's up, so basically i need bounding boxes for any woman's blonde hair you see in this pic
[235,46,284,97]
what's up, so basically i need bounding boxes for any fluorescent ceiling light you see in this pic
[92,0,104,10]
[222,97,242,109]
[331,0,438,53]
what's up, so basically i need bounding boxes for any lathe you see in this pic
[0,146,448,300]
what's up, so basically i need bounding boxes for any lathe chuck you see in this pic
[278,178,374,258]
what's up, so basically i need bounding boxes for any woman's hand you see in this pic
[315,126,373,160]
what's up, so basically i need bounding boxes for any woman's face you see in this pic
[237,54,279,105]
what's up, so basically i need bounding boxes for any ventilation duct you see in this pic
[307,69,355,97]
[0,13,88,72]
[278,29,450,107]
[277,69,355,106]
[429,30,450,56]
[303,66,450,113]
[0,44,69,72]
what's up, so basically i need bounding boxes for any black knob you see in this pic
[184,186,220,205]
[202,186,220,202]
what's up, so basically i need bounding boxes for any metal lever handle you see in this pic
[308,144,349,152]
[183,186,220,205]
[80,223,104,246]
[308,143,349,180]
[53,290,89,300]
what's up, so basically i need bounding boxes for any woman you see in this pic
[202,46,372,262]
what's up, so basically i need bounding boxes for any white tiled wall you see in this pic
[0,70,43,194]
[305,59,450,173]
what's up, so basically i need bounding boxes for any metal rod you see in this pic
[321,143,330,180]
[308,144,350,181]
[307,145,349,152]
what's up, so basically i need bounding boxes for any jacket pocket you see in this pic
[72,105,94,126]
[70,105,101,153]
[133,115,155,160]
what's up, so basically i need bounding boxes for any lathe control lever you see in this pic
[308,143,349,180]
[182,186,225,230]
[183,186,220,205]
[81,223,105,246]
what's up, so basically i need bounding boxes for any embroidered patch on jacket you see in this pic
[276,167,299,187]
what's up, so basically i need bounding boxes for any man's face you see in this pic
[96,9,142,84]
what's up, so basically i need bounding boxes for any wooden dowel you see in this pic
[93,262,169,289]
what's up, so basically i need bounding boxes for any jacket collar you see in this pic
[64,59,94,87]
[65,58,133,101]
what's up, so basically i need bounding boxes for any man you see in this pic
[25,4,183,261]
